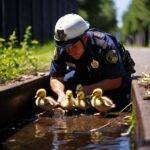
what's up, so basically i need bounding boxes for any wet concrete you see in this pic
[0,73,132,149]
[1,112,131,150]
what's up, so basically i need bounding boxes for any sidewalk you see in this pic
[128,47,150,75]
[129,47,150,149]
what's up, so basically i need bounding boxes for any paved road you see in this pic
[127,47,150,75]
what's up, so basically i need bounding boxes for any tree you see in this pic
[77,0,117,32]
[122,0,150,45]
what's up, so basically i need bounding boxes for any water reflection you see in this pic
[3,113,131,149]
[90,131,103,143]
[34,123,46,138]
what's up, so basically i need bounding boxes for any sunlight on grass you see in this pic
[0,27,56,83]
[33,42,55,71]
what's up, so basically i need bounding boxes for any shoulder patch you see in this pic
[106,50,118,63]
[95,38,107,49]
[93,31,104,39]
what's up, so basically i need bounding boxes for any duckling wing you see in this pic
[91,98,104,112]
[91,97,110,112]
[37,97,56,111]
[101,96,115,108]
[91,97,101,107]
[35,97,44,106]
[78,100,87,109]
[35,98,53,111]
[46,96,59,106]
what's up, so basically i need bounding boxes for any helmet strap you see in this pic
[80,36,87,50]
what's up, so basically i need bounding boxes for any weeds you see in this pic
[0,26,53,84]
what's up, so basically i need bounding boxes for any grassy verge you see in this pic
[0,27,56,84]
[32,42,55,71]
[0,42,55,84]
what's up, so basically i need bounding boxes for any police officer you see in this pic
[49,13,132,110]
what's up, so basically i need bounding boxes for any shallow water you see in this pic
[1,112,131,150]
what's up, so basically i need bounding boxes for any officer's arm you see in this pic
[83,77,122,95]
[50,76,66,102]
[49,47,67,102]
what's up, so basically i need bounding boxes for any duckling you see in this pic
[138,72,150,87]
[91,88,115,113]
[59,90,75,111]
[35,88,59,111]
[138,78,150,86]
[91,88,103,99]
[75,91,89,110]
[142,72,150,78]
[143,90,150,100]
[76,84,84,93]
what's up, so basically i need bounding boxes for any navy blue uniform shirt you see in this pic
[50,29,126,84]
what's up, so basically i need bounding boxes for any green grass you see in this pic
[32,42,55,71]
[0,26,56,83]
[0,41,55,83]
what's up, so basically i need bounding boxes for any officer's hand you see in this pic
[57,94,66,103]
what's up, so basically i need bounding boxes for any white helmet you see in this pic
[54,14,90,48]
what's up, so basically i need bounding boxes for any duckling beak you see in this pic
[34,95,37,98]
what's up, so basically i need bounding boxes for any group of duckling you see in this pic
[138,72,150,87]
[34,84,115,115]
[138,72,150,100]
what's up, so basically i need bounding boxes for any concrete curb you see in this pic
[132,80,150,149]
[0,73,50,128]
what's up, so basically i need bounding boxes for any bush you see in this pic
[0,27,39,83]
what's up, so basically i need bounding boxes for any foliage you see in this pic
[8,31,18,50]
[0,38,5,50]
[122,0,150,42]
[77,0,117,32]
[32,42,55,71]
[20,26,39,51]
[0,27,54,84]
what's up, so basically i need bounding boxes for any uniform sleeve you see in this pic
[101,49,126,79]
[92,30,126,79]
[49,48,66,77]
[93,31,117,50]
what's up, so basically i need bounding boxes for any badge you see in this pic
[106,50,118,63]
[57,30,66,41]
[91,59,99,68]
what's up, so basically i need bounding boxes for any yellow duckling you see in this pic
[143,90,150,100]
[75,91,90,110]
[75,84,89,110]
[76,84,84,93]
[91,88,115,113]
[35,88,59,111]
[59,90,75,110]
[142,72,150,78]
